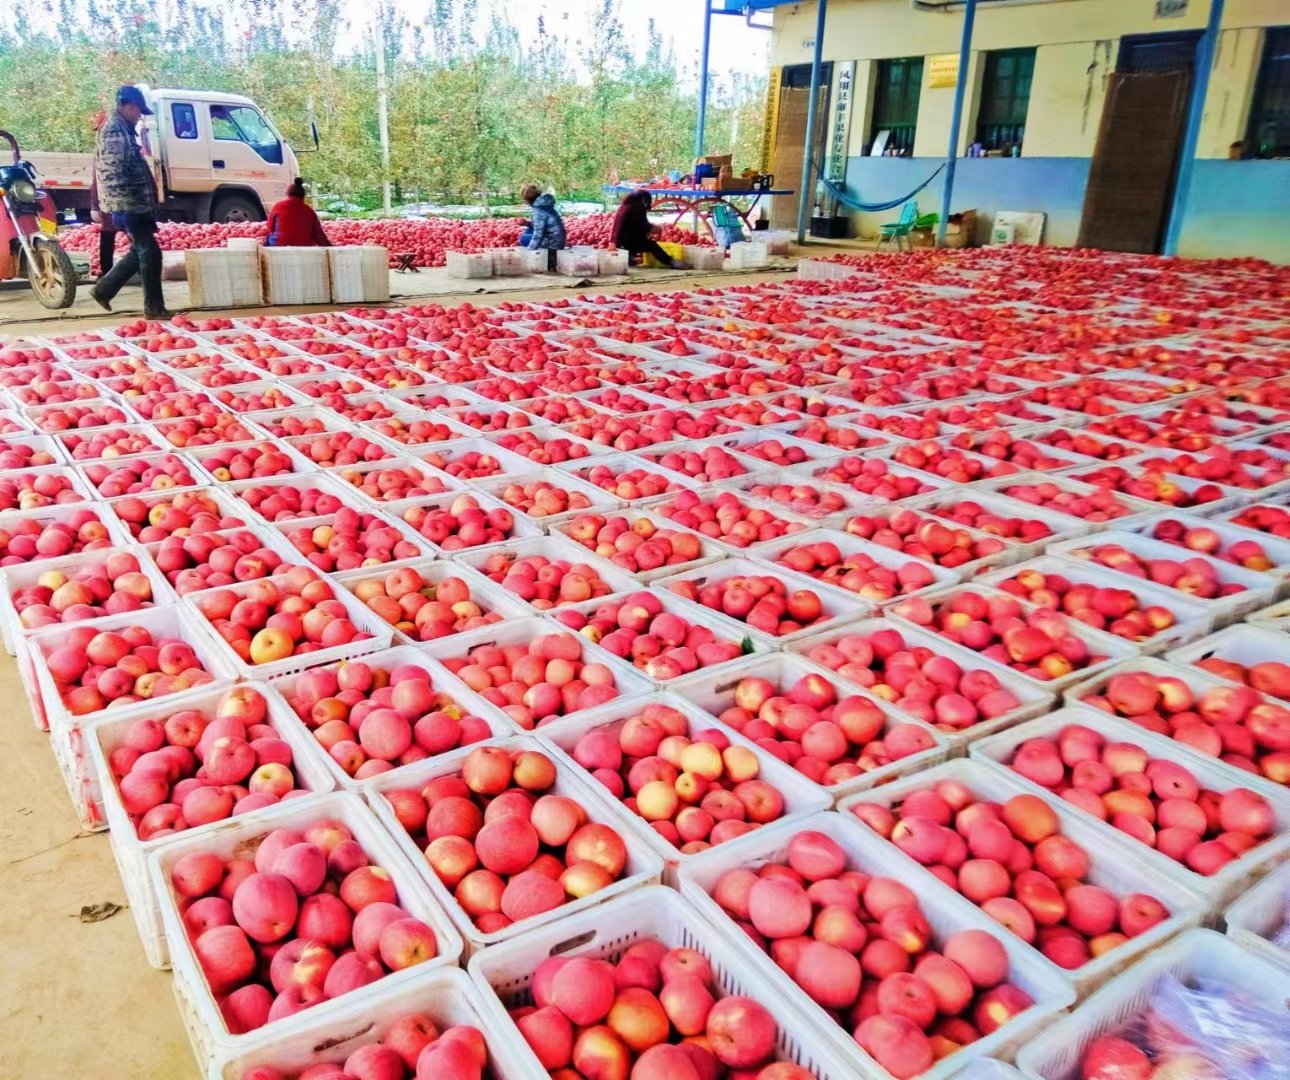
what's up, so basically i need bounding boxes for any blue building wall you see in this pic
[841,156,1290,262]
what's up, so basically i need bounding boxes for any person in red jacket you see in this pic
[266,179,331,247]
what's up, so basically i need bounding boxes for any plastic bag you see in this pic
[1147,973,1290,1080]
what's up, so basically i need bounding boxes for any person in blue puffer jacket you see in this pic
[520,185,566,270]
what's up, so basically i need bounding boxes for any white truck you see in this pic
[27,85,315,224]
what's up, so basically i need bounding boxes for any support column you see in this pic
[796,0,829,245]
[937,0,978,247]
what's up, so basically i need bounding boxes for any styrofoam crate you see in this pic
[332,556,531,646]
[1047,529,1276,623]
[1014,930,1290,1080]
[1223,859,1290,969]
[884,581,1143,695]
[212,966,526,1079]
[417,615,653,729]
[786,616,1055,754]
[20,604,238,783]
[969,706,1290,907]
[181,570,394,682]
[363,735,664,954]
[677,811,1077,1079]
[0,542,174,657]
[674,650,950,799]
[976,555,1216,655]
[749,527,962,606]
[1166,623,1290,698]
[1126,508,1290,597]
[470,465,624,525]
[448,533,641,613]
[268,643,513,790]
[151,791,462,1072]
[469,886,859,1080]
[533,692,833,884]
[838,758,1208,997]
[654,554,872,645]
[85,682,335,969]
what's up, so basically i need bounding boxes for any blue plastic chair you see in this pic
[876,201,918,251]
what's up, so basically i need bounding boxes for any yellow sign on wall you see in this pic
[760,66,782,174]
[928,53,961,88]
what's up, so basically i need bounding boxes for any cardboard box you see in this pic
[943,209,977,248]
[701,153,733,168]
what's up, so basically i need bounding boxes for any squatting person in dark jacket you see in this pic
[520,185,566,270]
[90,85,167,319]
[611,190,687,269]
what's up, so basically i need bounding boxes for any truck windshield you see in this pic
[210,105,283,165]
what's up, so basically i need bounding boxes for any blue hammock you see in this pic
[815,161,947,213]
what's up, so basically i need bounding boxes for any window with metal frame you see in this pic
[871,57,924,156]
[975,48,1036,153]
[171,103,198,140]
[209,105,284,165]
[1246,27,1290,158]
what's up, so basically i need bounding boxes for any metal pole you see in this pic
[796,0,828,245]
[374,4,393,215]
[1162,0,1224,256]
[936,0,977,247]
[696,2,714,158]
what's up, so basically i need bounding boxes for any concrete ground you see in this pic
[0,244,880,1078]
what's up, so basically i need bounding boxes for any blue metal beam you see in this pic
[1162,0,1225,256]
[796,0,829,244]
[696,3,715,158]
[936,0,978,247]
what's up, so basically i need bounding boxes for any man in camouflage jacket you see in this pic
[91,85,167,318]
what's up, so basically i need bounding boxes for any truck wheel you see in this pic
[27,239,76,309]
[213,194,263,224]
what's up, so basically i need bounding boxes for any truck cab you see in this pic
[31,86,305,224]
[146,87,301,222]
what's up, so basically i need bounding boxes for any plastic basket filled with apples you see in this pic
[1165,623,1290,701]
[1127,510,1290,596]
[453,534,644,613]
[363,737,664,953]
[837,758,1206,997]
[676,813,1076,1080]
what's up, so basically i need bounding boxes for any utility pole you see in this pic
[374,3,393,215]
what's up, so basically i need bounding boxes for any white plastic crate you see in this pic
[976,555,1216,655]
[654,554,872,645]
[470,465,624,525]
[903,488,1095,562]
[686,245,726,271]
[268,642,512,790]
[727,241,769,269]
[211,967,528,1080]
[1166,622,1290,698]
[884,581,1145,695]
[1223,859,1290,969]
[969,706,1290,908]
[553,449,700,500]
[333,556,530,646]
[150,791,462,1073]
[0,542,174,657]
[490,247,531,277]
[787,616,1055,753]
[548,503,728,583]
[468,886,859,1080]
[838,758,1208,997]
[674,650,950,799]
[749,526,962,607]
[448,533,641,614]
[180,571,394,682]
[222,469,363,524]
[259,247,331,305]
[1014,930,1290,1080]
[596,247,629,275]
[556,246,600,277]
[327,246,390,303]
[677,811,1077,1080]
[533,692,833,885]
[444,251,493,279]
[418,615,654,729]
[85,682,335,969]
[410,434,535,478]
[0,430,71,469]
[1128,508,1290,598]
[362,735,665,955]
[971,472,1164,532]
[20,605,238,799]
[1047,529,1276,623]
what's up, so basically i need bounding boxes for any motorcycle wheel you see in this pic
[28,238,76,309]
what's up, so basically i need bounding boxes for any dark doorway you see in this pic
[1077,32,1200,253]
[770,62,833,229]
